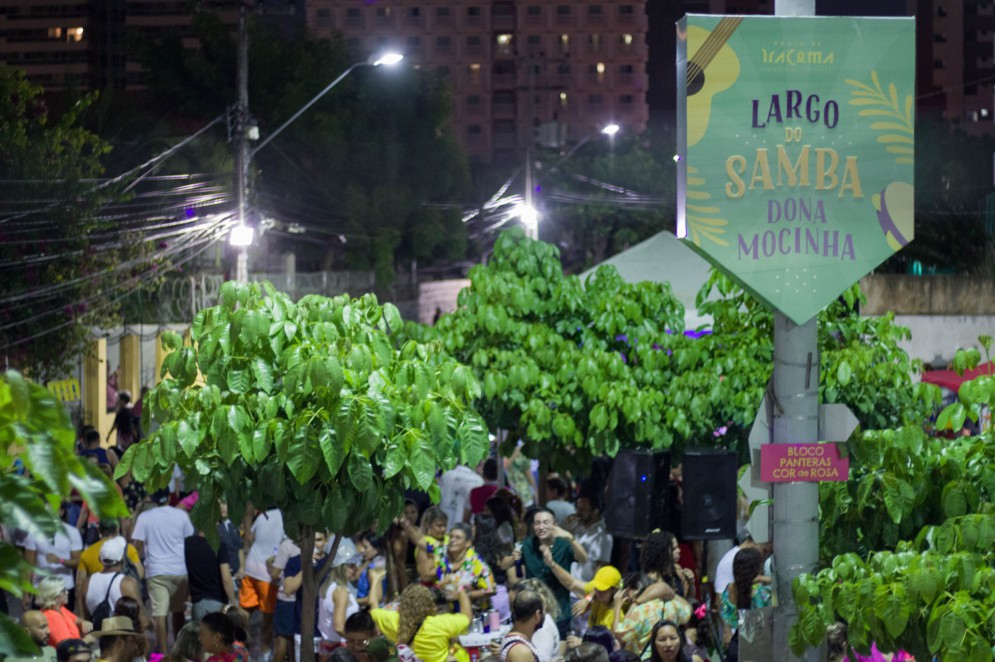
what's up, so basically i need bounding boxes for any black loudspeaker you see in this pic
[605,450,671,539]
[681,449,738,540]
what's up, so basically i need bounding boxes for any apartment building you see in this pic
[305,0,650,163]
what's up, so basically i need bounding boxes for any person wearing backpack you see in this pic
[76,520,144,615]
[84,537,143,630]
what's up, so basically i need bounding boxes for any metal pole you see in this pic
[771,313,820,661]
[234,6,250,284]
[769,6,818,661]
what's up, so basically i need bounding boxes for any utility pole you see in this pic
[234,6,250,283]
[769,3,818,662]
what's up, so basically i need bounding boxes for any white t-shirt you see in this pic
[132,505,194,577]
[531,613,560,662]
[438,466,483,527]
[545,500,575,524]
[245,509,286,582]
[714,545,740,595]
[570,519,613,583]
[272,538,300,602]
[318,581,359,642]
[85,572,125,615]
[25,523,83,589]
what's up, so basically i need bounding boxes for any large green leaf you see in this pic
[873,583,910,639]
[319,427,346,476]
[347,452,374,492]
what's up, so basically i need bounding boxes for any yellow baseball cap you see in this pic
[586,565,622,592]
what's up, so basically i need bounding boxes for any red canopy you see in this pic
[922,362,995,393]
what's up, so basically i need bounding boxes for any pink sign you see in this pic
[760,443,849,482]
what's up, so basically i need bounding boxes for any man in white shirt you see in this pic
[132,489,194,653]
[23,518,83,612]
[438,465,483,528]
[240,506,286,662]
[544,476,575,524]
[564,496,612,583]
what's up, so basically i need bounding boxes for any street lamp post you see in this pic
[517,122,621,239]
[228,30,403,281]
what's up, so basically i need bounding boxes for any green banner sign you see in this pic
[677,16,915,324]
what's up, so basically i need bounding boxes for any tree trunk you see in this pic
[298,526,326,662]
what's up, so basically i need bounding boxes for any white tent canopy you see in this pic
[581,230,715,329]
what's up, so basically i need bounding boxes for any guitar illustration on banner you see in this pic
[686,16,743,147]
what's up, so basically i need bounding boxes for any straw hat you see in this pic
[84,616,141,642]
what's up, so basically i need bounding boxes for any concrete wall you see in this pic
[861,274,995,315]
[861,275,995,365]
[418,279,470,325]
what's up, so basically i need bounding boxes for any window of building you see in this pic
[467,6,482,16]
[494,61,514,75]
[467,124,483,135]
[619,64,634,74]
[496,33,513,55]
[557,5,571,15]
[375,7,390,18]
[560,34,570,48]
[619,4,635,15]
[407,7,420,17]
[436,7,450,16]
[558,63,571,74]
[47,27,62,39]
[316,8,331,25]
[494,91,515,104]
[407,36,421,47]
[436,36,451,47]
[346,37,362,51]
[346,8,360,18]
[494,4,515,17]
[588,5,602,15]
[493,120,516,133]
[467,95,482,105]
[527,35,542,47]
[467,35,482,46]
[620,94,634,104]
[527,5,541,15]
[588,94,603,105]
[438,65,451,77]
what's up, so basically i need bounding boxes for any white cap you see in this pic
[100,536,127,564]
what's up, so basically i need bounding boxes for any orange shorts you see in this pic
[239,575,277,614]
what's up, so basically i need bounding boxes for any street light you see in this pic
[230,49,404,278]
[559,122,621,163]
[248,51,404,158]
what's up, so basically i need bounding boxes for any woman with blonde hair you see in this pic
[37,577,92,646]
[318,542,364,651]
[369,582,472,662]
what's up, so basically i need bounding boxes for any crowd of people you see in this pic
[5,426,790,662]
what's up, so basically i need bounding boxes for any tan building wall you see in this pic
[861,274,995,315]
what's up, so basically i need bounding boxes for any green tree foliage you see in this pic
[407,231,937,474]
[118,281,489,661]
[0,67,117,381]
[128,12,470,283]
[794,346,995,660]
[0,371,127,656]
[403,229,690,473]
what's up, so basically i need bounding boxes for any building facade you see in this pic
[305,0,650,163]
